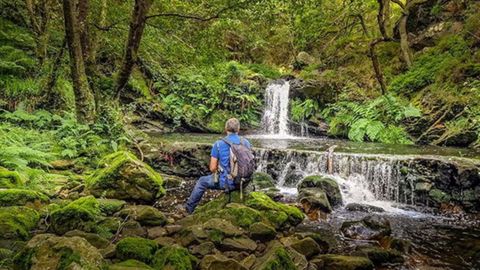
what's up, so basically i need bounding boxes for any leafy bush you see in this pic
[291,98,319,122]
[321,94,421,144]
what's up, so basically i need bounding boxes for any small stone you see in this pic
[249,222,276,241]
[241,254,256,269]
[165,224,183,235]
[190,242,215,256]
[345,203,385,213]
[200,254,247,270]
[153,236,176,247]
[117,205,167,226]
[415,182,433,192]
[147,226,167,239]
[121,220,147,238]
[64,230,110,249]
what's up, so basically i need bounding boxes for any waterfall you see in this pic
[261,80,291,137]
[256,148,414,206]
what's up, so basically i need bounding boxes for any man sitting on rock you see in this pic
[185,118,253,214]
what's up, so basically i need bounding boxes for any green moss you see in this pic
[50,196,101,235]
[97,199,126,216]
[246,192,304,227]
[255,243,296,270]
[109,259,153,270]
[207,229,225,244]
[251,172,275,190]
[0,206,39,240]
[264,210,289,229]
[0,189,49,207]
[0,167,23,188]
[57,247,82,270]
[116,237,158,264]
[428,188,451,204]
[220,203,262,228]
[153,245,198,270]
[86,151,165,202]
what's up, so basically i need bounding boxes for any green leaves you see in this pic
[322,94,421,144]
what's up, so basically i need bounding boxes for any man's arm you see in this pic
[209,157,218,173]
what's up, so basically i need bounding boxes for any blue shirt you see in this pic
[211,133,252,189]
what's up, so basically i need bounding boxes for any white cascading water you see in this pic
[256,148,423,215]
[261,80,291,137]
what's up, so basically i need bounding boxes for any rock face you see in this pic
[341,216,391,241]
[87,151,165,203]
[14,234,104,270]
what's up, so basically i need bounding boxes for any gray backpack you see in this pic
[222,138,256,191]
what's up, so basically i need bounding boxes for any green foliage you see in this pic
[322,94,421,144]
[291,98,319,122]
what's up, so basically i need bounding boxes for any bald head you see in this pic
[225,118,240,134]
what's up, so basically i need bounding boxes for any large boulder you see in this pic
[87,151,165,203]
[50,196,101,235]
[0,167,23,188]
[116,237,158,264]
[289,237,321,259]
[298,175,343,207]
[0,189,49,207]
[0,206,39,240]
[341,216,391,241]
[116,205,167,226]
[298,188,332,220]
[13,234,104,270]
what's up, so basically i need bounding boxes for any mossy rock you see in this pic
[298,188,332,213]
[64,230,111,249]
[98,199,126,216]
[245,192,304,228]
[313,254,374,270]
[116,205,167,226]
[428,188,451,204]
[50,196,101,235]
[13,234,104,270]
[109,259,153,270]
[0,189,49,207]
[253,241,297,270]
[249,222,276,241]
[0,167,23,188]
[116,237,158,264]
[87,151,165,203]
[189,191,303,230]
[298,175,343,207]
[0,206,39,240]
[251,172,275,190]
[152,245,198,270]
[200,254,247,270]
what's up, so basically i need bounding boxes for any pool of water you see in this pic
[153,133,480,159]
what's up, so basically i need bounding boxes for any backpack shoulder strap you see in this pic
[221,138,233,146]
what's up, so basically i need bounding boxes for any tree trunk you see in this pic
[26,0,51,65]
[63,0,96,123]
[369,38,393,94]
[89,0,107,66]
[376,0,391,39]
[398,14,413,67]
[115,0,153,98]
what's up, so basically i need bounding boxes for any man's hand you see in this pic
[209,157,218,173]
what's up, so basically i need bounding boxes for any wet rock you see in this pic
[253,241,297,270]
[97,199,126,216]
[290,237,321,259]
[0,206,39,240]
[200,254,247,270]
[116,237,158,264]
[109,259,153,270]
[190,241,215,256]
[298,188,332,219]
[354,247,404,266]
[14,234,104,270]
[298,175,343,207]
[283,170,304,187]
[116,205,167,226]
[50,196,100,235]
[87,151,165,203]
[153,245,198,270]
[341,216,391,241]
[312,254,374,270]
[251,172,275,190]
[64,230,110,249]
[0,167,23,188]
[249,222,276,241]
[414,182,433,192]
[0,189,49,207]
[345,203,385,213]
[220,237,257,252]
